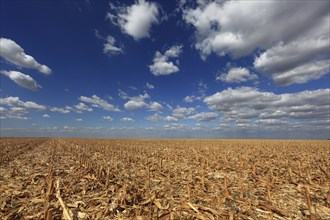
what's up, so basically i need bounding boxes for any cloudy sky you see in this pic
[0,0,329,139]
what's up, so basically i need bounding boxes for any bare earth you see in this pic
[0,138,329,219]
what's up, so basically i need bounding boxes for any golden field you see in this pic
[0,138,329,219]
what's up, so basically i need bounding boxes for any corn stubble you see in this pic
[0,138,329,219]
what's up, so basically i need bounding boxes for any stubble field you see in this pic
[0,138,329,220]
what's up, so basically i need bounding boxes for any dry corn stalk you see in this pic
[267,183,272,203]
[304,186,316,220]
[201,164,205,191]
[238,176,243,200]
[55,179,72,220]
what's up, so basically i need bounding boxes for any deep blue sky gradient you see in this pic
[1,0,329,139]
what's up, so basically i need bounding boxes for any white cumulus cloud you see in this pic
[182,1,329,58]
[149,45,183,76]
[103,116,114,121]
[148,101,163,111]
[50,107,71,114]
[124,100,148,110]
[79,95,120,112]
[1,70,42,91]
[0,96,46,120]
[42,114,50,118]
[254,39,330,86]
[163,116,178,122]
[145,113,161,122]
[271,60,330,86]
[0,38,52,74]
[120,117,135,122]
[106,0,160,40]
[172,106,196,119]
[217,67,257,83]
[0,96,46,111]
[75,102,93,112]
[123,93,161,111]
[182,1,330,85]
[204,87,330,125]
[189,112,218,121]
[183,96,195,103]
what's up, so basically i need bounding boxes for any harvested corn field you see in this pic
[0,138,329,220]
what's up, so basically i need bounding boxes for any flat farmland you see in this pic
[0,138,329,220]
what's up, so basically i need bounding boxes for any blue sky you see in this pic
[0,0,329,139]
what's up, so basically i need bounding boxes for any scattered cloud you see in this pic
[120,117,135,122]
[50,107,71,114]
[118,89,129,99]
[183,96,195,103]
[0,70,42,91]
[106,0,160,40]
[103,35,124,56]
[1,70,42,91]
[204,87,330,125]
[189,112,218,121]
[254,39,329,74]
[124,100,148,110]
[183,95,203,103]
[10,107,27,113]
[2,122,328,139]
[0,96,46,111]
[0,113,29,120]
[75,102,93,112]
[145,113,161,122]
[271,60,330,86]
[75,118,83,122]
[0,38,52,74]
[94,29,104,40]
[123,93,162,111]
[197,80,207,97]
[148,101,163,111]
[255,119,287,126]
[129,86,138,90]
[103,116,114,121]
[79,95,120,112]
[165,103,173,110]
[0,106,30,120]
[146,82,155,89]
[183,80,208,103]
[254,39,330,85]
[163,123,188,130]
[172,106,196,119]
[42,114,50,118]
[149,45,183,76]
[163,116,178,122]
[0,96,46,120]
[217,67,258,83]
[64,125,77,130]
[95,30,123,56]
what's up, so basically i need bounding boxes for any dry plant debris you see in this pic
[0,138,329,219]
